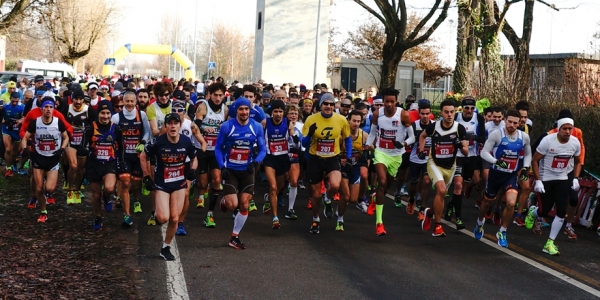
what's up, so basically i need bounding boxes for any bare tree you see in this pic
[0,0,46,32]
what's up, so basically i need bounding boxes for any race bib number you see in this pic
[72,131,83,145]
[269,140,288,155]
[551,155,570,170]
[498,156,518,172]
[124,139,137,154]
[11,119,20,131]
[39,140,56,151]
[435,143,454,158]
[378,137,394,149]
[95,145,114,160]
[205,135,217,150]
[423,145,431,156]
[316,140,334,156]
[229,147,250,164]
[164,165,184,183]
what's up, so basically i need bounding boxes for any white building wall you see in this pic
[253,0,329,86]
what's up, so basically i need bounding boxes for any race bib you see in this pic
[38,140,56,151]
[72,131,83,145]
[124,139,137,154]
[205,135,217,150]
[499,156,518,171]
[435,143,454,158]
[316,139,334,156]
[551,155,570,170]
[95,144,114,160]
[164,165,184,183]
[229,147,250,164]
[11,119,20,131]
[423,145,431,156]
[269,140,288,155]
[378,137,394,149]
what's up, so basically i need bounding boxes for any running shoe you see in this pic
[204,215,216,228]
[78,191,84,200]
[37,212,48,223]
[564,226,577,240]
[394,193,402,208]
[415,200,422,211]
[333,193,340,201]
[597,225,600,237]
[147,214,156,226]
[249,200,257,211]
[474,223,484,240]
[406,201,415,215]
[4,168,13,177]
[400,186,408,196]
[27,197,37,209]
[229,236,246,250]
[93,216,103,230]
[122,215,133,227]
[367,193,376,216]
[114,197,122,209]
[232,208,239,219]
[176,222,187,235]
[496,231,508,247]
[103,197,112,212]
[524,206,536,229]
[160,246,176,260]
[142,185,150,196]
[18,168,27,176]
[356,201,368,214]
[278,195,285,206]
[493,209,502,226]
[335,221,344,232]
[306,199,312,210]
[455,217,465,230]
[543,240,560,256]
[74,192,82,204]
[62,181,68,190]
[263,194,271,214]
[220,199,227,212]
[45,193,55,205]
[196,197,205,208]
[541,218,550,228]
[80,184,85,190]
[432,224,445,237]
[82,178,89,185]
[298,180,305,189]
[133,201,142,213]
[418,210,425,222]
[272,218,281,229]
[376,223,386,236]
[533,219,542,235]
[513,216,525,227]
[444,204,454,221]
[66,191,76,205]
[323,195,333,218]
[421,208,432,231]
[485,210,493,221]
[309,221,320,234]
[285,209,298,220]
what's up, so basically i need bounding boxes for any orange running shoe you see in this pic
[334,193,340,201]
[306,198,312,210]
[421,207,432,231]
[418,210,425,222]
[37,213,48,223]
[406,202,415,215]
[376,223,387,236]
[367,193,376,215]
[320,181,326,194]
[432,224,446,237]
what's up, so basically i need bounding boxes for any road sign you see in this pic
[208,62,216,70]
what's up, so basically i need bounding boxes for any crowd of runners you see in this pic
[1,74,596,260]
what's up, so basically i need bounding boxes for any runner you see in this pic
[215,98,266,249]
[285,104,303,219]
[111,91,151,227]
[21,98,69,222]
[418,99,468,237]
[262,99,296,229]
[407,100,434,221]
[514,101,533,226]
[526,116,581,255]
[364,89,412,235]
[140,113,198,260]
[474,109,531,248]
[302,93,351,234]
[2,92,25,177]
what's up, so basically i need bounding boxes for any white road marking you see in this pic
[387,194,600,297]
[161,224,190,300]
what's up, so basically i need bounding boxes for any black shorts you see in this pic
[307,154,341,184]
[399,152,410,170]
[484,169,518,199]
[121,154,143,179]
[222,169,255,195]
[31,152,61,171]
[155,181,188,194]
[538,180,570,218]
[199,151,220,174]
[85,160,117,183]
[264,154,291,176]
[455,156,479,181]
[409,161,428,183]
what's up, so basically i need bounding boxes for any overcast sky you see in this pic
[115,0,600,68]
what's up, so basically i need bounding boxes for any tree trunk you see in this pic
[379,49,403,89]
[478,0,504,97]
[453,0,477,94]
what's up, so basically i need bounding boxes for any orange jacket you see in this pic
[548,127,585,165]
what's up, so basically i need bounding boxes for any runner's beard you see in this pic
[138,102,148,110]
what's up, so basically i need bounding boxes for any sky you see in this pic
[115,0,600,68]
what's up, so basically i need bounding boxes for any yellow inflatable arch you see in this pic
[102,44,195,79]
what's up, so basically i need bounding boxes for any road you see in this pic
[130,180,600,300]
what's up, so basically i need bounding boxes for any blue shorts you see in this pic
[2,130,21,142]
[341,164,361,185]
[484,169,518,199]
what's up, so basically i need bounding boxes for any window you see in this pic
[258,12,262,30]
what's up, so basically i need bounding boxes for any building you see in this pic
[253,0,330,86]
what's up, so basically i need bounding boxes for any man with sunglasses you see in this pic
[446,96,485,230]
[335,97,352,118]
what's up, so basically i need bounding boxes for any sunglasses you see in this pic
[341,104,352,108]
[115,105,124,109]
[160,93,170,97]
[24,97,33,101]
[172,108,185,113]
[463,106,475,110]
[321,102,335,106]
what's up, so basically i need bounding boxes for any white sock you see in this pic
[289,187,297,209]
[232,212,248,235]
[162,242,170,248]
[531,206,538,218]
[313,217,320,222]
[549,217,564,240]
[477,218,484,226]
[337,215,344,222]
[500,226,507,232]
[323,193,331,203]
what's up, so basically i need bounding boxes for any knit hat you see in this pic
[97,100,113,113]
[319,93,335,106]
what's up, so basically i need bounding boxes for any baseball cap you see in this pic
[114,82,124,91]
[164,113,181,123]
[88,82,99,90]
[6,81,16,88]
[10,92,20,99]
[173,90,186,101]
[34,75,44,83]
[461,96,476,107]
[172,100,186,109]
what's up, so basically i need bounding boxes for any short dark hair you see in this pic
[355,102,368,111]
[506,109,520,119]
[440,99,456,110]
[242,84,257,94]
[380,88,399,100]
[491,107,503,114]
[515,100,529,111]
[348,109,364,122]
[207,82,226,94]
[483,107,492,115]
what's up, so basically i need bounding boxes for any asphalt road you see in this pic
[131,179,600,300]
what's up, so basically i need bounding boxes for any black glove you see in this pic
[185,168,196,181]
[27,139,34,147]
[394,141,404,149]
[307,123,317,137]
[453,137,463,149]
[495,157,509,169]
[519,168,529,181]
[21,148,29,157]
[289,147,299,154]
[292,135,299,144]
[247,163,255,175]
[143,176,155,191]
[53,148,65,157]
[221,167,230,180]
[417,151,427,160]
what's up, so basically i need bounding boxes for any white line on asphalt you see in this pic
[387,194,600,297]
[161,224,190,300]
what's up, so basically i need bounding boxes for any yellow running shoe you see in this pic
[133,201,143,214]
[63,181,68,190]
[74,191,82,204]
[196,197,205,208]
[66,191,75,205]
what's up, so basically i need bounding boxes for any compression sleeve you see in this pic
[302,135,312,149]
[115,126,124,161]
[480,129,502,164]
[255,123,267,163]
[214,121,228,169]
[475,114,486,143]
[345,136,353,159]
[366,124,378,146]
[522,134,532,168]
[403,126,415,146]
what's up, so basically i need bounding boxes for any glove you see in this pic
[135,142,145,153]
[247,163,255,175]
[453,137,463,149]
[53,148,65,157]
[292,135,299,144]
[533,180,545,193]
[27,139,34,147]
[307,123,317,137]
[572,178,580,191]
[393,141,404,149]
[186,168,196,181]
[289,147,299,154]
[494,157,509,169]
[518,168,529,181]
[220,167,230,180]
[417,151,427,160]
[143,176,155,191]
[21,148,29,156]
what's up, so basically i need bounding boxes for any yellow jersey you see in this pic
[303,113,350,158]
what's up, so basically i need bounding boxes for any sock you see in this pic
[273,216,279,221]
[323,193,331,204]
[198,194,204,201]
[41,210,47,214]
[566,222,572,228]
[208,189,220,210]
[232,211,249,235]
[477,218,484,226]
[416,193,421,201]
[288,187,297,209]
[162,242,170,248]
[452,194,463,218]
[549,217,564,240]
[207,211,213,217]
[337,215,344,222]
[500,226,507,232]
[532,207,538,218]
[312,217,320,222]
[376,204,384,224]
[516,213,522,218]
